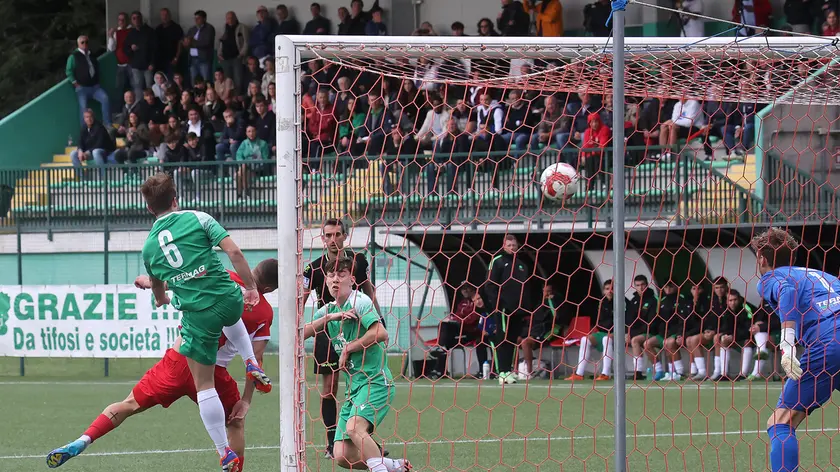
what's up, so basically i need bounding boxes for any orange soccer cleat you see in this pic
[594,374,612,381]
[564,374,585,381]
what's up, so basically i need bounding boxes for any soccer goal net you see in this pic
[275,34,840,471]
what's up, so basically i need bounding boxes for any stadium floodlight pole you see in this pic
[610,2,628,472]
[276,35,301,472]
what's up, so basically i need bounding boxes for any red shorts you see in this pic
[133,349,241,419]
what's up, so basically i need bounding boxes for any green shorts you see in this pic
[336,383,395,442]
[591,331,610,352]
[178,292,244,366]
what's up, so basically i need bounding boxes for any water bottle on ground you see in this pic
[482,361,490,380]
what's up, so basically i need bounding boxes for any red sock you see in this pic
[83,414,116,443]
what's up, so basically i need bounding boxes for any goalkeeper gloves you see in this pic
[779,327,802,380]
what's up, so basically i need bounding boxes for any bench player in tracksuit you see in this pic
[644,282,692,381]
[566,279,628,381]
[627,275,659,381]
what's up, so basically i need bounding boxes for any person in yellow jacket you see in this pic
[524,0,564,37]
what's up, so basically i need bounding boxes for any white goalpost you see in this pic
[274,33,840,472]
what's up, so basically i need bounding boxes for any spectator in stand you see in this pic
[677,0,706,36]
[67,35,111,128]
[477,17,500,36]
[216,108,247,161]
[171,73,187,94]
[203,87,226,130]
[154,8,184,79]
[824,9,840,34]
[580,112,611,186]
[162,88,182,123]
[213,68,236,103]
[524,0,564,36]
[566,91,597,147]
[235,124,272,199]
[785,0,818,33]
[71,109,116,176]
[177,90,195,122]
[351,89,394,159]
[242,57,264,96]
[394,79,422,134]
[261,59,276,98]
[184,106,216,158]
[347,0,370,35]
[161,132,185,163]
[113,90,138,138]
[584,0,612,36]
[501,90,531,151]
[152,72,167,101]
[337,7,351,34]
[336,96,366,153]
[124,12,156,98]
[307,89,337,165]
[183,10,216,86]
[107,12,132,109]
[217,11,250,92]
[304,2,332,34]
[452,99,476,134]
[475,93,505,136]
[157,114,184,158]
[250,6,277,64]
[660,97,721,161]
[451,21,466,36]
[174,132,213,196]
[418,21,439,35]
[113,111,151,164]
[430,284,486,379]
[251,98,277,155]
[243,80,263,115]
[137,88,164,126]
[366,8,388,35]
[425,118,468,195]
[275,4,301,34]
[193,76,208,96]
[268,83,277,111]
[416,94,451,151]
[497,0,531,36]
[733,0,773,36]
[529,94,564,150]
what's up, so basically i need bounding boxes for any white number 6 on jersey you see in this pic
[158,230,184,268]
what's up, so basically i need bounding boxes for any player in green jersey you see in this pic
[139,172,271,472]
[304,257,411,472]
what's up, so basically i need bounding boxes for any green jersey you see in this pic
[142,210,240,312]
[314,291,393,392]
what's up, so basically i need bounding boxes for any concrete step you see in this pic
[54,154,72,163]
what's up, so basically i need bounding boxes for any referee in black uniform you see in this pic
[302,218,380,458]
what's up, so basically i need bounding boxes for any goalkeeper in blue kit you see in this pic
[752,228,840,472]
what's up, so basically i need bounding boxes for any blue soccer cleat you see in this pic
[46,439,88,468]
[653,370,667,381]
[220,447,242,472]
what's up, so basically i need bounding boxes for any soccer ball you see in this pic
[540,163,580,200]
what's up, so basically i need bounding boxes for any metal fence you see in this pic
[0,146,776,233]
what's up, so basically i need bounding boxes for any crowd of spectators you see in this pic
[66,0,828,197]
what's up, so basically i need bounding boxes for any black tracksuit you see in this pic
[627,288,658,338]
[699,293,728,333]
[485,251,532,374]
[594,295,628,332]
[683,294,710,337]
[751,301,780,334]
[656,292,692,338]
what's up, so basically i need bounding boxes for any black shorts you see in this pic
[313,333,339,375]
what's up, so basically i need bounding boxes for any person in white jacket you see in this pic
[416,95,451,150]
[677,0,705,37]
[659,97,720,160]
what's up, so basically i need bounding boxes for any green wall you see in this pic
[0,53,117,169]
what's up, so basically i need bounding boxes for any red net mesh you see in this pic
[293,39,840,472]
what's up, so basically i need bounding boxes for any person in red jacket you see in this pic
[733,0,773,36]
[107,12,133,111]
[581,112,612,187]
[306,89,337,169]
[431,284,488,378]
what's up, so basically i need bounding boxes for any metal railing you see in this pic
[0,146,796,232]
[764,152,840,222]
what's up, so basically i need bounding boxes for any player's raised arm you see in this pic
[344,320,388,353]
[304,308,356,339]
[218,237,258,305]
[150,276,170,307]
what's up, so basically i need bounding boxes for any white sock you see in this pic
[741,347,755,376]
[755,332,770,376]
[695,357,706,376]
[654,361,664,373]
[667,361,675,374]
[78,435,92,445]
[366,457,390,472]
[713,355,721,376]
[576,337,591,376]
[601,336,613,375]
[197,388,229,456]
[222,318,257,364]
[690,361,698,376]
[675,358,685,376]
[719,349,729,377]
[381,458,408,472]
[634,355,644,372]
